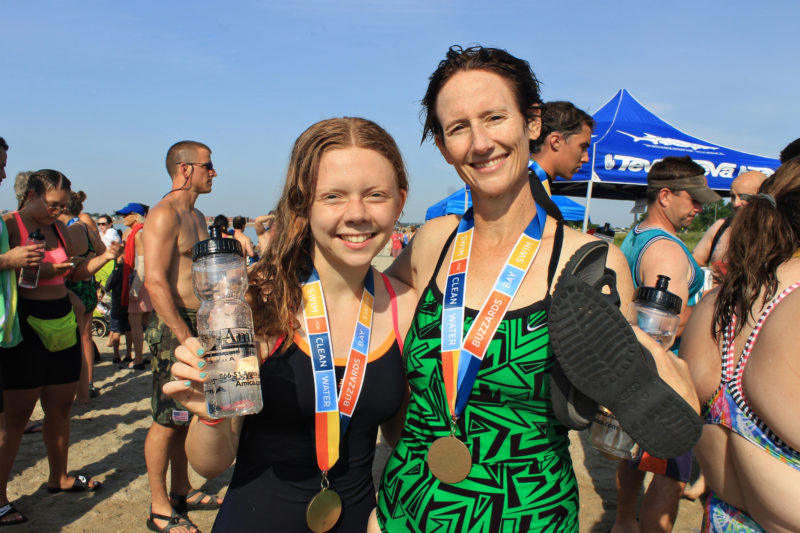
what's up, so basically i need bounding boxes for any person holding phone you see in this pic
[0,169,120,524]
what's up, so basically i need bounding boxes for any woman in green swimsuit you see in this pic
[372,46,699,532]
[368,45,632,533]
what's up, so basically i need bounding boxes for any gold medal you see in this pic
[427,435,472,484]
[306,488,342,533]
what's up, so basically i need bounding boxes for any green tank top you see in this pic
[377,223,579,532]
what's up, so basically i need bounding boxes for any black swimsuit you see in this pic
[213,325,404,531]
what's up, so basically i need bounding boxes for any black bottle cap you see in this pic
[29,229,44,241]
[634,274,682,315]
[192,225,242,261]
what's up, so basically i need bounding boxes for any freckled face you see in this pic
[309,147,406,271]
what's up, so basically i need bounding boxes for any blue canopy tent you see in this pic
[425,187,586,221]
[550,89,780,230]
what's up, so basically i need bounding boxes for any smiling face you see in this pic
[433,70,540,201]
[309,147,406,272]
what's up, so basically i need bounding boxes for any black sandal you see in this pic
[550,241,619,430]
[0,503,28,526]
[170,489,222,514]
[548,272,702,458]
[46,474,102,493]
[146,507,199,533]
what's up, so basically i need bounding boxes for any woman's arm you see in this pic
[0,214,43,270]
[163,336,243,478]
[69,241,121,280]
[386,215,457,292]
[377,273,417,447]
[253,214,274,236]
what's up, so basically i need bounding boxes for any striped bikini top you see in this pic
[702,281,800,470]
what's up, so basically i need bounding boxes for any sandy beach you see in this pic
[6,254,704,532]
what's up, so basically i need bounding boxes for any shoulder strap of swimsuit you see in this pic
[12,212,27,243]
[52,223,68,251]
[709,217,732,260]
[381,272,403,355]
[260,334,287,365]
[733,282,800,381]
[83,224,94,254]
[431,227,459,281]
[546,220,565,292]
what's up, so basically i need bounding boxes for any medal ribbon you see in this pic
[528,159,550,193]
[302,267,374,473]
[441,201,547,418]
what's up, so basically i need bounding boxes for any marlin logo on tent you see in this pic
[618,131,719,152]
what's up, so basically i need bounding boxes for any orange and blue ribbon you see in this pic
[442,196,547,418]
[302,267,374,473]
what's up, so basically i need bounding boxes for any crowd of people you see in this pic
[0,44,799,533]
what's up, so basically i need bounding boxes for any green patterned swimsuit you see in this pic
[378,224,578,533]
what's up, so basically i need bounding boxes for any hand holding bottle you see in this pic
[2,242,44,270]
[163,336,214,418]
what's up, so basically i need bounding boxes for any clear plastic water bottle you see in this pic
[589,407,641,461]
[628,275,682,349]
[18,229,45,289]
[192,225,263,418]
[589,275,682,460]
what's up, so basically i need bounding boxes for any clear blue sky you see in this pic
[2,1,797,227]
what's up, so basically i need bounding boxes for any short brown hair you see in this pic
[646,156,706,204]
[165,141,211,177]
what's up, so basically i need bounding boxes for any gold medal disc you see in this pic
[427,435,472,484]
[306,488,342,533]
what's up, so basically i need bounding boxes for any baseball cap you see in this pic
[115,203,147,216]
[647,174,722,204]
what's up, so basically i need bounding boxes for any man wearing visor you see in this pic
[612,156,721,533]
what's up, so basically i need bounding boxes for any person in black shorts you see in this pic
[0,169,120,524]
[104,259,132,364]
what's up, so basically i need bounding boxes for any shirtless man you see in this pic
[692,171,767,284]
[231,216,256,262]
[253,211,275,256]
[142,141,221,533]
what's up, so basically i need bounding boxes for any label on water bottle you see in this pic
[201,327,263,417]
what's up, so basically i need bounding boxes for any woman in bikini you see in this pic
[682,159,800,532]
[59,191,109,401]
[0,170,120,526]
[163,117,416,533]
